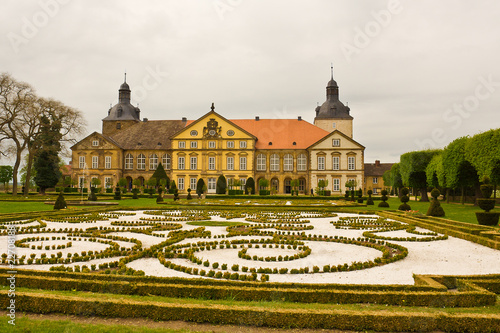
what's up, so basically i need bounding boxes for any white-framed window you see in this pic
[178,141,186,149]
[92,156,98,169]
[239,141,247,149]
[299,179,305,192]
[190,141,198,149]
[190,130,198,136]
[79,156,85,169]
[190,156,197,170]
[125,154,133,170]
[105,177,112,189]
[297,154,307,171]
[149,154,158,170]
[208,141,216,148]
[332,139,340,147]
[190,178,197,190]
[332,122,336,129]
[373,188,378,194]
[178,177,184,190]
[137,154,146,170]
[332,156,340,170]
[227,141,234,148]
[283,154,293,171]
[92,140,99,147]
[348,156,356,170]
[162,154,171,170]
[239,156,247,170]
[105,156,111,169]
[257,154,266,171]
[348,178,356,190]
[208,178,216,191]
[78,176,85,188]
[227,178,234,189]
[208,156,215,170]
[333,178,340,191]
[373,177,378,184]
[240,178,246,188]
[178,156,185,170]
[227,156,234,170]
[270,154,280,171]
[318,156,325,170]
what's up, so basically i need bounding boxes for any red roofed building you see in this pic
[71,71,365,194]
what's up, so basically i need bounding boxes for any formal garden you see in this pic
[0,196,499,332]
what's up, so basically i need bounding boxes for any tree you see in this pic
[0,74,85,196]
[33,115,62,194]
[152,163,169,186]
[245,177,255,194]
[259,178,269,195]
[464,129,500,180]
[427,188,445,217]
[426,154,445,195]
[196,178,205,198]
[399,150,441,202]
[53,192,67,210]
[0,73,35,196]
[389,163,403,196]
[0,165,13,192]
[169,180,177,194]
[442,137,473,203]
[216,175,227,194]
[290,179,299,196]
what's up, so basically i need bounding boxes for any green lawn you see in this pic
[0,201,54,213]
[0,316,201,333]
[344,197,490,225]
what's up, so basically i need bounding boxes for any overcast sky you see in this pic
[2,0,500,164]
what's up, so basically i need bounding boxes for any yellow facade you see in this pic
[170,112,255,193]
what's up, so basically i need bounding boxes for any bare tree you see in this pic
[0,73,36,196]
[0,73,86,196]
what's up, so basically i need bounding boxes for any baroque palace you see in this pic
[71,72,366,195]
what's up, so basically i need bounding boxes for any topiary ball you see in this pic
[381,190,388,196]
[401,187,409,196]
[367,190,373,195]
[430,188,440,199]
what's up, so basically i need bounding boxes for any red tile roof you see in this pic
[231,119,329,149]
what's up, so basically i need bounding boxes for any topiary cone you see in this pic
[54,192,67,210]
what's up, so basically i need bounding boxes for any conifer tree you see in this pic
[33,115,62,194]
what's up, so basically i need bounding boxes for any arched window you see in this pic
[297,154,307,171]
[270,154,280,172]
[137,154,146,170]
[283,154,293,171]
[162,154,171,170]
[149,154,158,170]
[125,154,133,170]
[257,154,266,171]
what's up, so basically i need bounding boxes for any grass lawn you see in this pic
[0,201,54,214]
[0,315,200,333]
[346,197,491,225]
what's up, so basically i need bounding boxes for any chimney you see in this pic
[375,160,380,167]
[255,116,260,121]
[182,117,187,124]
[298,116,302,121]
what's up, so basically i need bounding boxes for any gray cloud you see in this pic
[2,0,500,164]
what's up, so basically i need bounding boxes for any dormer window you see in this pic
[117,107,122,118]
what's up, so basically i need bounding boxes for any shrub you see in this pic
[187,188,192,200]
[88,187,97,201]
[378,189,389,207]
[366,189,374,205]
[427,188,445,217]
[216,175,227,194]
[398,187,411,211]
[113,186,121,200]
[245,177,255,195]
[53,192,67,210]
[476,181,499,226]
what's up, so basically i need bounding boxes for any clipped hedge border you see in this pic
[0,267,440,292]
[378,212,500,250]
[0,273,496,307]
[1,290,499,332]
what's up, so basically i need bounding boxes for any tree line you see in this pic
[383,128,500,203]
[0,73,85,195]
